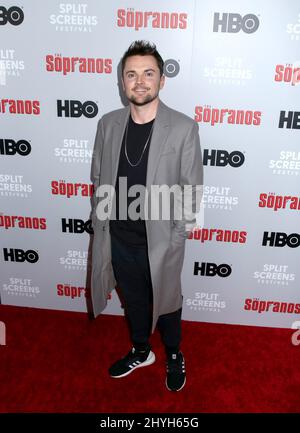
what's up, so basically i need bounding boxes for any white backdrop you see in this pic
[1,0,299,329]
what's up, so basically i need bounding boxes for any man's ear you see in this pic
[121,76,125,92]
[160,74,165,90]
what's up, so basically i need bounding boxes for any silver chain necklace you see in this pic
[124,117,155,167]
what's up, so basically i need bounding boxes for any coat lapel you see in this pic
[146,100,170,189]
[111,105,130,184]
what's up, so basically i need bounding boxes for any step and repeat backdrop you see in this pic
[1,0,299,329]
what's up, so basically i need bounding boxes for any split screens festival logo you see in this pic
[0,174,32,198]
[186,292,226,313]
[203,56,253,86]
[269,151,300,176]
[287,13,300,41]
[203,185,239,210]
[253,264,295,287]
[59,250,88,271]
[49,3,98,32]
[2,277,40,298]
[54,138,92,164]
[0,49,25,86]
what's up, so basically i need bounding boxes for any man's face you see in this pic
[122,55,165,107]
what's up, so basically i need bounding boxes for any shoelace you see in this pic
[124,348,148,362]
[167,353,185,373]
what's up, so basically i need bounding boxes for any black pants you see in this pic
[110,232,182,353]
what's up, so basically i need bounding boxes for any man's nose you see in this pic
[135,74,145,84]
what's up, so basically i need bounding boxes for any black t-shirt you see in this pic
[109,113,155,247]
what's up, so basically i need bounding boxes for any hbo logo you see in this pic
[3,248,39,263]
[0,139,31,156]
[203,149,245,167]
[194,262,232,277]
[262,232,300,248]
[62,219,93,234]
[57,100,98,118]
[213,13,259,33]
[0,6,24,25]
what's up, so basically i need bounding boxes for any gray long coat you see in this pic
[90,99,203,334]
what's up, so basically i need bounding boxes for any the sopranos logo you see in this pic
[117,8,187,30]
[258,192,300,212]
[0,213,46,230]
[244,298,300,314]
[50,4,98,32]
[57,283,90,299]
[274,64,300,86]
[46,54,112,76]
[0,99,40,115]
[51,180,93,198]
[189,228,247,243]
[194,105,261,126]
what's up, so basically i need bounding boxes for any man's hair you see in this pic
[121,40,164,77]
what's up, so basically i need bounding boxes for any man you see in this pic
[90,40,203,392]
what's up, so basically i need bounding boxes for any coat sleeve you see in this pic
[174,121,204,238]
[90,118,104,220]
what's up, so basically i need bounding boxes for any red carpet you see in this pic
[0,304,299,413]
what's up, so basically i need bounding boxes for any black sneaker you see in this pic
[109,346,155,378]
[166,351,186,391]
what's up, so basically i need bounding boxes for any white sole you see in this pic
[110,351,156,378]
